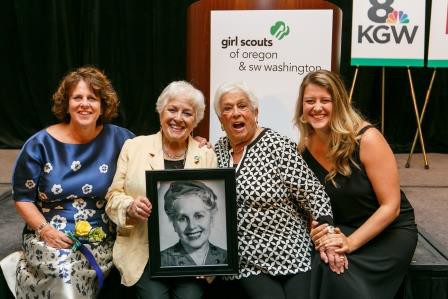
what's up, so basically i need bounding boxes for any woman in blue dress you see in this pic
[11,66,134,298]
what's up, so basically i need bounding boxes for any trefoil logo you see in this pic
[270,21,290,40]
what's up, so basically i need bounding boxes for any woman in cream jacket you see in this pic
[106,81,217,299]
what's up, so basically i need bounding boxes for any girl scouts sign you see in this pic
[428,0,448,67]
[210,10,333,143]
[351,0,426,67]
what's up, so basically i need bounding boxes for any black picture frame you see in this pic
[146,168,238,278]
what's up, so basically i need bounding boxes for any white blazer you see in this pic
[105,131,217,286]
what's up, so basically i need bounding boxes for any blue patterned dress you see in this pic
[12,124,134,299]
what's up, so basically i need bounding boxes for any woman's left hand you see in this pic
[320,227,352,254]
[127,196,152,220]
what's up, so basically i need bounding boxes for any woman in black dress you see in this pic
[294,70,417,299]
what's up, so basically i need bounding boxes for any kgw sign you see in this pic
[351,0,426,67]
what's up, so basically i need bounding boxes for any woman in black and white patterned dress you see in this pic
[210,82,340,299]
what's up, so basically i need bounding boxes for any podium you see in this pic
[186,0,342,138]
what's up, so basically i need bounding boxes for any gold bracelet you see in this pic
[35,221,49,236]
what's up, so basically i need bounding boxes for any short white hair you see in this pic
[213,81,259,117]
[156,81,205,126]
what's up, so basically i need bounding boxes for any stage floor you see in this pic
[0,150,447,259]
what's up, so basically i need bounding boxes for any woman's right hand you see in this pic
[127,195,152,220]
[39,225,73,249]
[310,220,331,248]
[319,247,348,274]
[15,202,73,249]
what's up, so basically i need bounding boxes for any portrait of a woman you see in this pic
[160,181,227,267]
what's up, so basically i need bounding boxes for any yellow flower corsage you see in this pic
[74,220,106,242]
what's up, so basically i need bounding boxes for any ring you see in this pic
[339,256,345,260]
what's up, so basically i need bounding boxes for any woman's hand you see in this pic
[310,220,331,248]
[196,276,215,284]
[311,221,352,253]
[320,246,349,274]
[39,225,73,249]
[320,227,352,254]
[311,220,351,272]
[127,196,152,220]
[15,201,73,249]
[193,136,213,149]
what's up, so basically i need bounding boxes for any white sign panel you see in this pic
[210,10,333,143]
[351,0,426,67]
[428,0,448,67]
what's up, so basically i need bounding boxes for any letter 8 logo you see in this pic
[368,0,394,23]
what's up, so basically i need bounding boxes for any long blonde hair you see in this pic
[294,70,364,183]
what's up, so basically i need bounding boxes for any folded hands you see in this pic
[311,221,351,274]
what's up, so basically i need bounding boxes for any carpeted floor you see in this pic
[0,194,22,258]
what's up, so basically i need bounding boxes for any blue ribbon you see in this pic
[67,232,104,289]
[79,245,104,289]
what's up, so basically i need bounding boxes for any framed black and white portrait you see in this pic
[146,168,238,278]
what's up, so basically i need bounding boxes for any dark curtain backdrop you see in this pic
[0,0,447,153]
[0,0,194,148]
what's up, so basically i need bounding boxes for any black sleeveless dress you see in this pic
[303,126,418,299]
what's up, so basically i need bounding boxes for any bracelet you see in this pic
[35,221,49,236]
[126,201,134,216]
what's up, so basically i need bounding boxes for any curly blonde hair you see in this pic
[294,70,364,184]
[52,66,119,124]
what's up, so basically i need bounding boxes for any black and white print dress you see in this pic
[215,128,333,279]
